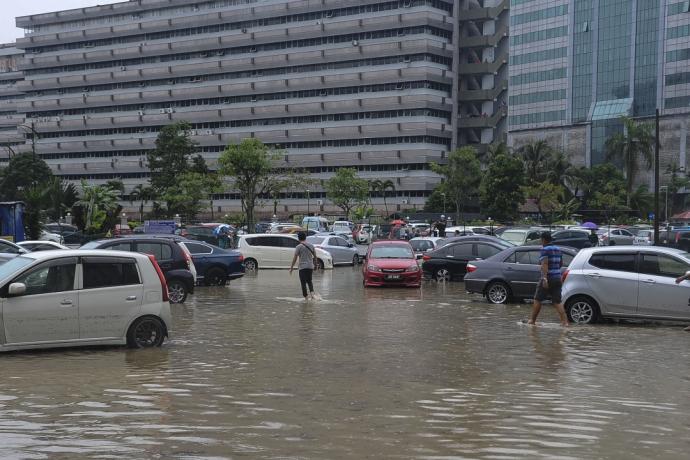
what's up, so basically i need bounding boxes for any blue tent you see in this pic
[0,202,25,242]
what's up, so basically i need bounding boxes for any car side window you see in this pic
[184,243,212,255]
[0,241,22,254]
[106,242,133,252]
[136,243,172,260]
[515,251,532,264]
[82,259,141,289]
[477,244,501,259]
[503,252,517,263]
[562,253,574,267]
[12,259,77,296]
[639,254,690,278]
[589,253,636,272]
[281,238,300,248]
[452,244,473,258]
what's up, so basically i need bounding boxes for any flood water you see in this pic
[1,267,689,459]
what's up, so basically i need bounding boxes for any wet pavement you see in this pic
[0,267,689,459]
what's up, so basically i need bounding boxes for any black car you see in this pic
[464,245,577,304]
[81,237,195,303]
[526,229,594,249]
[437,235,514,249]
[422,240,507,281]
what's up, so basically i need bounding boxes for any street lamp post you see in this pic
[18,122,38,185]
[306,189,310,216]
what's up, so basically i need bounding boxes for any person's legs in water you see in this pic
[303,268,315,299]
[528,299,542,325]
[299,269,309,299]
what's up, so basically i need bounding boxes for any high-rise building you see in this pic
[14,0,458,216]
[0,44,25,161]
[508,0,690,181]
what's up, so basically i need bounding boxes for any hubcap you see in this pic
[488,284,508,304]
[134,321,159,347]
[168,283,185,303]
[245,260,257,271]
[570,301,594,323]
[437,269,450,281]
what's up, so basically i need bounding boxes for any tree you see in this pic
[22,186,48,240]
[129,184,156,222]
[370,179,396,218]
[325,167,369,219]
[424,185,456,213]
[480,153,525,222]
[147,121,201,209]
[218,138,276,232]
[75,180,120,233]
[629,185,654,219]
[605,116,654,207]
[430,146,482,223]
[44,178,78,222]
[518,140,553,185]
[0,152,53,200]
[161,172,223,222]
[522,182,564,223]
[665,162,689,217]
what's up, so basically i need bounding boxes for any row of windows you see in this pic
[665,71,690,86]
[510,67,566,86]
[667,23,690,39]
[665,95,690,109]
[38,109,450,138]
[29,1,452,54]
[27,26,451,75]
[667,47,690,62]
[510,46,567,66]
[211,189,432,201]
[510,4,568,26]
[37,136,451,160]
[509,109,565,126]
[510,0,537,6]
[30,80,451,118]
[509,89,566,106]
[27,54,449,104]
[668,1,690,16]
[510,26,568,46]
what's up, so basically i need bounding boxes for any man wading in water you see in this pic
[528,231,569,327]
[289,231,317,300]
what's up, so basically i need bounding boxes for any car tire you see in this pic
[244,258,258,272]
[316,259,325,270]
[486,281,511,304]
[204,267,227,286]
[127,316,166,348]
[167,279,188,304]
[566,296,601,324]
[352,255,359,266]
[435,268,451,282]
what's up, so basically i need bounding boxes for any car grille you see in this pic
[382,269,405,273]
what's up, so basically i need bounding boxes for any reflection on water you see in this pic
[0,269,688,459]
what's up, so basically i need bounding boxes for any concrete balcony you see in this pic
[461,0,509,21]
[457,109,507,128]
[84,72,116,85]
[457,59,507,75]
[458,83,508,101]
[459,22,508,49]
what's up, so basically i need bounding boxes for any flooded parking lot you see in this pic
[0,267,689,459]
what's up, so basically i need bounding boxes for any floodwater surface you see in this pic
[0,268,688,459]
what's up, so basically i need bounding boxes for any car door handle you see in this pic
[586,273,602,278]
[446,255,454,258]
[60,300,73,306]
[126,296,138,301]
[641,279,656,284]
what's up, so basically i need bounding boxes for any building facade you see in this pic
[0,44,25,160]
[14,0,466,216]
[508,0,690,183]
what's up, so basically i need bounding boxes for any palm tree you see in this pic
[605,116,654,207]
[369,179,396,218]
[518,140,553,184]
[129,184,155,222]
[76,180,120,233]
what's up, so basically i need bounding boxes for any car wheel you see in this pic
[435,268,451,282]
[167,279,188,304]
[566,296,601,324]
[244,258,258,272]
[352,255,359,266]
[127,316,165,348]
[486,281,511,304]
[204,267,227,286]
[316,259,325,270]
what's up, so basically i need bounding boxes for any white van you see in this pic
[237,234,333,271]
[302,216,329,232]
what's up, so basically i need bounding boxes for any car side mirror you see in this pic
[8,282,26,296]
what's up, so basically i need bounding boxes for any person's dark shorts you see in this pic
[534,276,562,303]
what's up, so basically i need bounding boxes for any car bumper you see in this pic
[364,272,421,287]
[464,278,487,294]
[227,271,245,281]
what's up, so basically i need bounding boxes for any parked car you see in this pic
[307,235,359,266]
[255,222,273,234]
[464,246,577,304]
[525,229,594,249]
[81,237,195,303]
[633,229,654,245]
[181,225,219,245]
[658,229,690,251]
[597,227,635,246]
[302,216,330,233]
[363,241,421,288]
[269,223,300,233]
[177,241,245,286]
[409,237,445,255]
[331,221,354,234]
[499,228,544,246]
[437,235,514,249]
[353,224,371,244]
[0,239,28,255]
[0,250,172,352]
[236,234,333,271]
[17,241,69,252]
[422,240,507,281]
[562,246,690,324]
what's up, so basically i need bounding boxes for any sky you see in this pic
[1,0,122,45]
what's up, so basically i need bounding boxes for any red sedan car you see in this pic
[363,241,422,288]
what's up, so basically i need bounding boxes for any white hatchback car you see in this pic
[0,250,172,352]
[562,246,690,324]
[237,234,333,271]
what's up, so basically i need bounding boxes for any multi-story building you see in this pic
[14,0,461,216]
[0,44,25,164]
[508,0,690,184]
[456,0,509,152]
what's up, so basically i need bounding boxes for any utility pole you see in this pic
[654,109,660,245]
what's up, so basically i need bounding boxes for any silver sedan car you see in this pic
[307,235,359,266]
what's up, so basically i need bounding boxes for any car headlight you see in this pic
[367,264,382,272]
[406,264,420,272]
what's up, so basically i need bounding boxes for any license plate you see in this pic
[386,275,401,280]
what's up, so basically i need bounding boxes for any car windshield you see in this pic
[410,240,433,251]
[370,245,414,259]
[80,241,102,249]
[500,231,527,243]
[0,256,34,281]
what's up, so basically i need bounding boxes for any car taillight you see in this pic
[183,250,192,269]
[423,255,431,261]
[238,254,244,263]
[148,254,169,302]
[466,263,477,273]
[676,233,681,243]
[562,268,570,283]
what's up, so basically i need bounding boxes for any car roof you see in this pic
[241,233,296,238]
[370,240,412,246]
[20,249,150,261]
[578,246,687,255]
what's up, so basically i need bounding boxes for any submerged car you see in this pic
[307,235,359,266]
[464,245,577,304]
[0,250,172,352]
[422,240,508,281]
[177,241,245,286]
[236,234,333,271]
[363,241,421,288]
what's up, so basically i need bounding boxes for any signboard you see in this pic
[648,212,655,220]
[144,220,176,234]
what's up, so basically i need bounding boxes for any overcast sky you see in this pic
[1,1,121,45]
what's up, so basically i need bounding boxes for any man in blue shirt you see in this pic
[528,231,569,327]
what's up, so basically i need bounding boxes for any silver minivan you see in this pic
[562,246,690,324]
